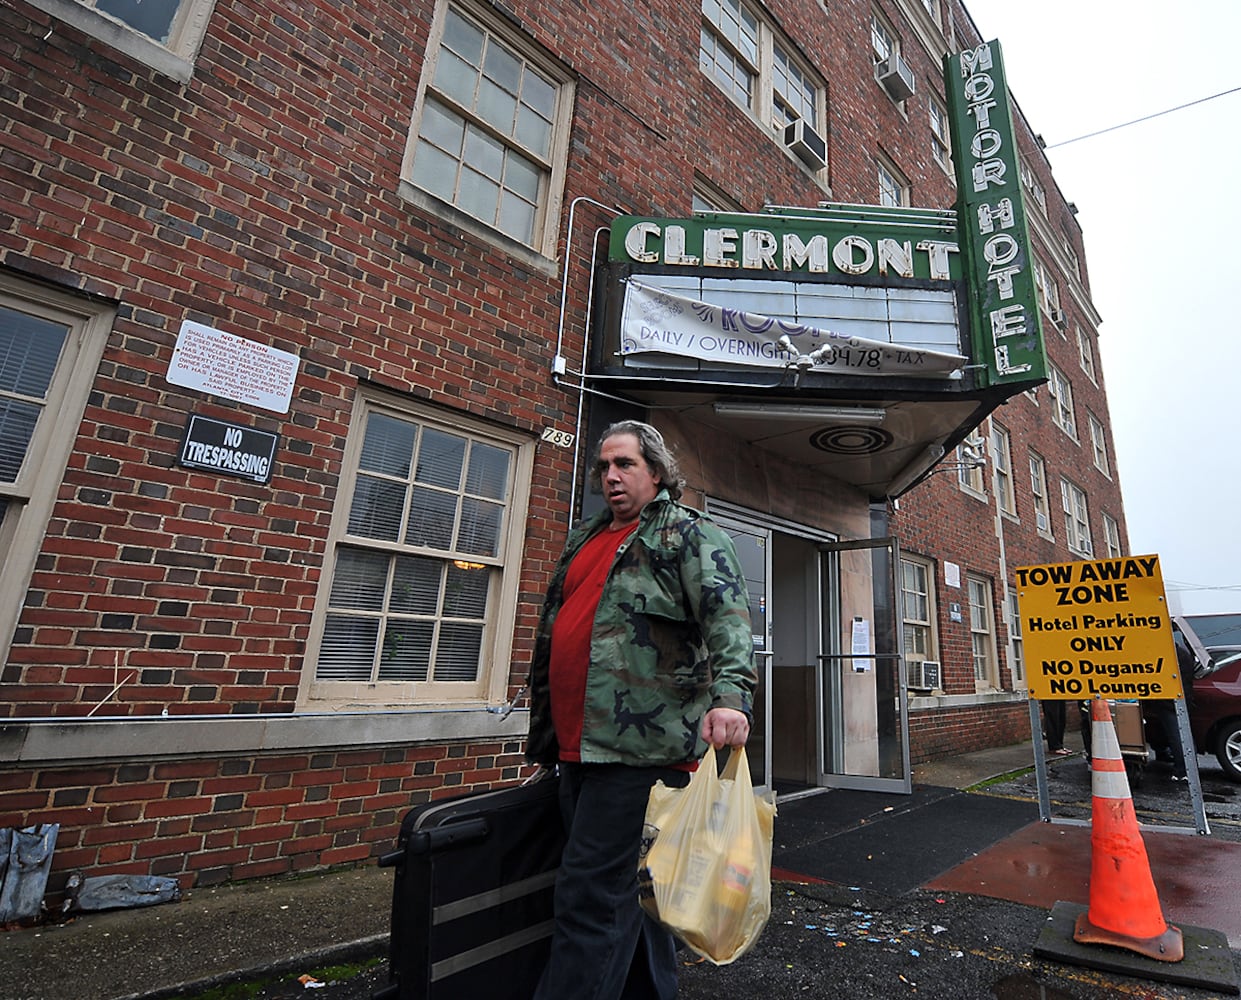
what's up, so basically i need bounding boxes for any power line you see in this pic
[1045,86,1241,149]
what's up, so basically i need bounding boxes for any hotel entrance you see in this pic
[714,506,910,796]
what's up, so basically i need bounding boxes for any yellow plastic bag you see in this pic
[637,745,777,965]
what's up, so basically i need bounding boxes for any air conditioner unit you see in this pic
[876,53,916,101]
[784,118,827,170]
[1047,307,1067,329]
[906,659,941,692]
[1035,510,1049,533]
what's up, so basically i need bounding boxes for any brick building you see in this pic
[0,0,1124,897]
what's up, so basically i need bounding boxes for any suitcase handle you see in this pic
[378,816,493,867]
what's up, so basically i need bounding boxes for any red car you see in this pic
[1180,614,1241,783]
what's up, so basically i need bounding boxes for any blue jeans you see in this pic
[533,762,691,1000]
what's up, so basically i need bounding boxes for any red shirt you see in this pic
[549,523,637,761]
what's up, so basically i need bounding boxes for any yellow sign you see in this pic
[1015,554,1184,701]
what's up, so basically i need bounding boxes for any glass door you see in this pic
[816,536,910,793]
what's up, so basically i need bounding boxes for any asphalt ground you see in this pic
[7,743,1241,1000]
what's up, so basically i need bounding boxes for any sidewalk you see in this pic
[7,740,1237,1000]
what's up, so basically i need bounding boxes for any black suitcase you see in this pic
[375,774,565,1000]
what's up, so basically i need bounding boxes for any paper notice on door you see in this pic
[850,617,872,673]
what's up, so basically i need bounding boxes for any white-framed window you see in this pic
[701,0,826,167]
[692,176,745,214]
[870,11,895,63]
[957,427,986,496]
[1076,326,1097,384]
[968,574,999,690]
[901,555,938,672]
[24,0,220,79]
[300,390,533,708]
[919,0,940,25]
[991,422,1015,516]
[403,0,574,257]
[1019,156,1046,214]
[1060,477,1093,557]
[929,96,952,172]
[1029,450,1052,537]
[1088,413,1110,476]
[1047,363,1076,439]
[877,154,910,208]
[1007,591,1025,688]
[1062,234,1081,279]
[1031,254,1062,325]
[1103,513,1123,559]
[0,273,114,664]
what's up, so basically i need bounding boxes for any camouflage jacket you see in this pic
[526,490,756,767]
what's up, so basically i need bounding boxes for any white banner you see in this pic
[619,280,965,377]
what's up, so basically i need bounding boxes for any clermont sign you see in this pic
[943,40,1047,387]
[1016,555,1185,701]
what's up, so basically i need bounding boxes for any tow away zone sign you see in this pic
[1015,554,1183,701]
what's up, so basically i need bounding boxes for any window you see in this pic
[1103,513,1123,559]
[1047,363,1076,439]
[877,155,910,208]
[701,0,825,166]
[1088,413,1110,476]
[1062,234,1081,279]
[919,0,940,24]
[870,11,895,63]
[901,556,937,672]
[991,422,1015,516]
[0,274,113,664]
[405,0,574,255]
[1031,254,1062,324]
[24,0,219,79]
[1007,592,1025,688]
[1029,451,1052,536]
[1060,478,1093,557]
[957,427,986,495]
[302,392,532,707]
[968,575,998,689]
[693,177,745,214]
[1076,326,1097,384]
[1019,156,1046,214]
[929,97,952,172]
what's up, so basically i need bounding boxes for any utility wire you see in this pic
[1045,86,1241,149]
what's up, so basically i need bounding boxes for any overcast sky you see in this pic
[963,0,1241,615]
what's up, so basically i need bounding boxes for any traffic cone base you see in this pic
[1072,909,1184,962]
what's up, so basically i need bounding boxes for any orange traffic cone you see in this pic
[1072,698,1184,961]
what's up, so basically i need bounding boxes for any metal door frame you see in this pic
[815,536,911,794]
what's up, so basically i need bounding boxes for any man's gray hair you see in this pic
[595,420,685,501]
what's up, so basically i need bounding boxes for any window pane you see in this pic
[442,8,485,66]
[444,562,489,617]
[499,192,536,244]
[318,614,379,680]
[0,399,41,483]
[416,428,466,488]
[347,475,406,541]
[0,307,67,396]
[504,150,542,202]
[433,47,480,108]
[329,548,389,610]
[477,77,518,133]
[412,141,460,202]
[464,126,505,179]
[483,38,522,97]
[95,0,178,43]
[466,442,511,500]
[515,105,552,159]
[390,554,442,614]
[406,487,457,548]
[378,621,433,680]
[435,623,483,681]
[458,497,503,556]
[459,168,501,222]
[359,413,416,477]
[418,99,467,156]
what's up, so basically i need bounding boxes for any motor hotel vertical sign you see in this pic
[943,40,1048,387]
[1016,555,1184,701]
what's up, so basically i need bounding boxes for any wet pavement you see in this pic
[8,742,1240,999]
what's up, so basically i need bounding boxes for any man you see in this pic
[527,420,756,1000]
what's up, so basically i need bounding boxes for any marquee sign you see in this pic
[943,41,1047,387]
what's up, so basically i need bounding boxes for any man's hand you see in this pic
[701,707,750,749]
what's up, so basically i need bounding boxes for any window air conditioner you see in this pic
[784,118,827,170]
[906,659,941,692]
[1047,307,1067,329]
[876,53,916,102]
[1035,510,1049,533]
